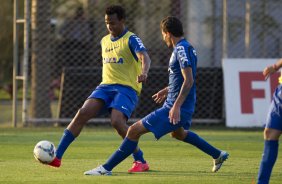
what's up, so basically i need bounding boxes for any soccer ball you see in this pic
[33,140,56,164]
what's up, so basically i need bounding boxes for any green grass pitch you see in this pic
[0,126,282,184]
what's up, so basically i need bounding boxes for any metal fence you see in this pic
[12,0,282,126]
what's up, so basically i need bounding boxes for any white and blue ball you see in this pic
[33,140,56,164]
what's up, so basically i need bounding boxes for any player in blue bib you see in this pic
[47,5,151,172]
[257,59,282,184]
[84,16,229,176]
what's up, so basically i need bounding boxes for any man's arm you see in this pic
[128,34,151,83]
[263,58,282,80]
[169,67,193,124]
[136,51,151,83]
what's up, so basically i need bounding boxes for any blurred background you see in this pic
[1,0,281,127]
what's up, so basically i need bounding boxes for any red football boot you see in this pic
[128,161,149,173]
[48,157,61,168]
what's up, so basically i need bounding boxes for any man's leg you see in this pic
[84,121,149,175]
[171,128,228,172]
[257,128,281,184]
[49,98,104,167]
[111,109,148,172]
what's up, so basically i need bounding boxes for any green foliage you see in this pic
[0,1,24,87]
[0,127,282,184]
[204,1,280,43]
[0,1,13,86]
[0,89,11,99]
[52,0,84,18]
[204,16,245,42]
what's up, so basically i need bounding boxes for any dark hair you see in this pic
[160,16,184,37]
[75,6,84,17]
[105,5,126,20]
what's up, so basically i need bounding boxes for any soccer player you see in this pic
[257,58,282,184]
[84,16,229,176]
[48,5,151,172]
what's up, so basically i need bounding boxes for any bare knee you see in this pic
[77,107,93,120]
[264,128,270,139]
[171,129,188,141]
[67,107,93,136]
[111,119,124,129]
[70,107,94,128]
[264,128,281,140]
[127,124,142,140]
[170,132,184,140]
[111,119,128,138]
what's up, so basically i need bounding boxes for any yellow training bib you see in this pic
[100,31,142,95]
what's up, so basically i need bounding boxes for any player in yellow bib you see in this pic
[101,30,143,95]
[48,5,151,173]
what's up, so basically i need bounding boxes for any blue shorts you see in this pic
[142,106,192,140]
[88,84,138,119]
[265,85,282,131]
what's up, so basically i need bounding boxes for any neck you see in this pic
[172,36,184,47]
[112,26,126,38]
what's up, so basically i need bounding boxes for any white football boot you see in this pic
[212,151,229,172]
[84,165,112,176]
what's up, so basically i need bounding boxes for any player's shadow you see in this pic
[115,169,208,176]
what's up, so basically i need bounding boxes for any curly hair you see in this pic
[105,5,126,20]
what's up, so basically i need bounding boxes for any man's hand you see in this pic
[263,64,278,80]
[137,73,147,83]
[152,87,168,104]
[169,105,180,125]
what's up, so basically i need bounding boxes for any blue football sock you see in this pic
[183,131,221,159]
[257,140,278,184]
[132,149,146,163]
[103,137,138,171]
[55,129,75,159]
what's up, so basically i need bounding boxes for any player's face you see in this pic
[105,14,125,37]
[162,30,172,48]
